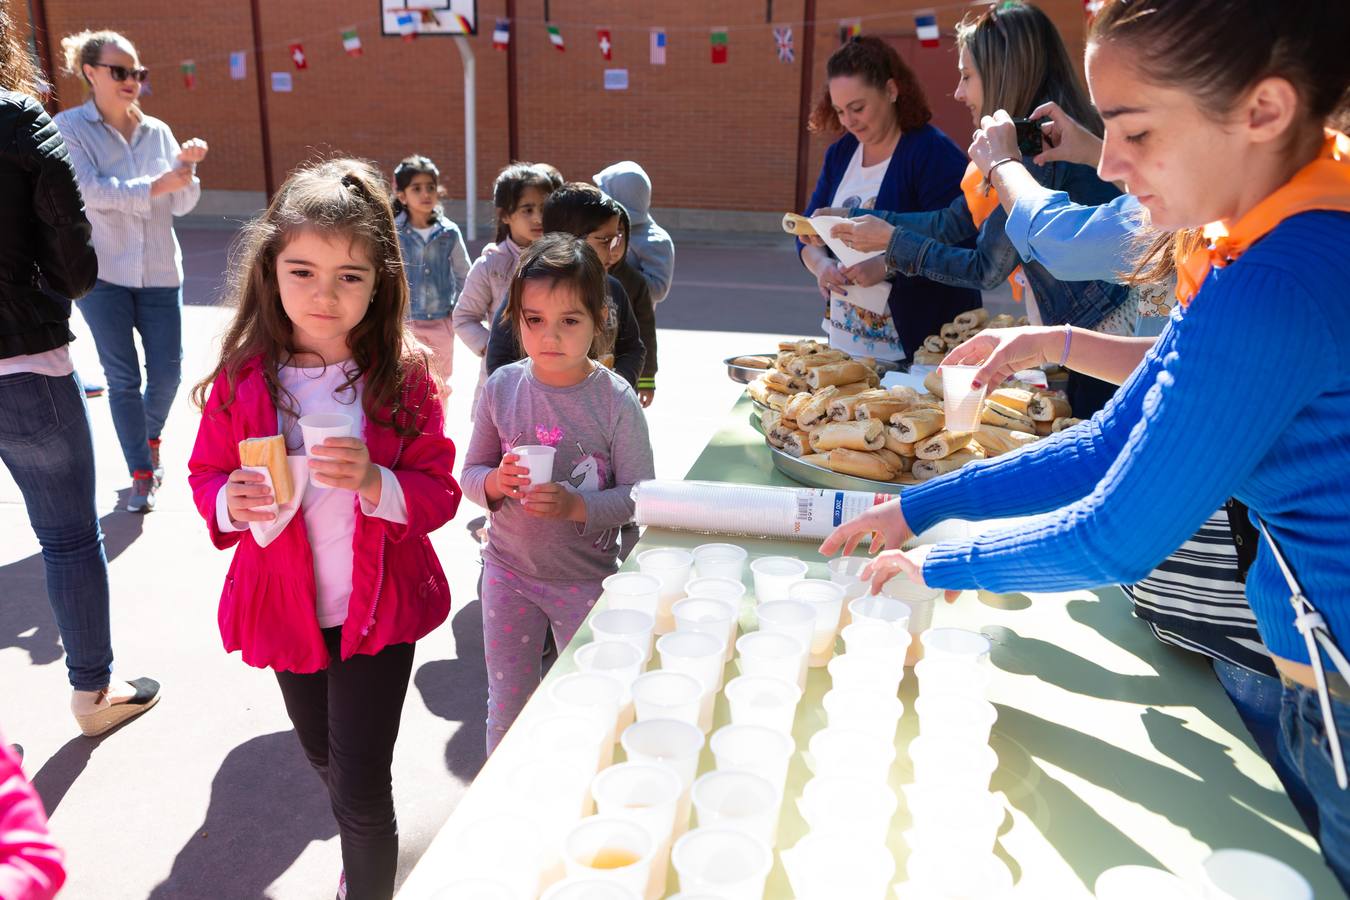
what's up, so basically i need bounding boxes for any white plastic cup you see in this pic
[847,594,912,634]
[673,597,738,664]
[1201,849,1313,900]
[884,577,939,666]
[914,656,993,701]
[749,556,809,605]
[548,672,625,757]
[685,576,748,605]
[692,543,749,581]
[908,735,999,792]
[840,621,911,663]
[590,609,656,666]
[575,641,645,733]
[781,832,896,900]
[940,364,988,433]
[724,675,802,736]
[527,715,610,782]
[432,814,545,900]
[637,548,695,634]
[591,762,683,869]
[826,652,904,697]
[657,631,726,730]
[620,718,706,792]
[692,770,781,847]
[797,775,898,844]
[915,692,997,745]
[511,443,557,487]
[710,724,795,800]
[602,572,662,620]
[735,631,808,692]
[905,850,1012,899]
[822,688,904,743]
[755,598,816,660]
[631,670,704,728]
[827,555,869,586]
[429,878,522,900]
[299,413,354,488]
[671,827,773,900]
[505,759,595,852]
[1093,866,1196,900]
[904,782,1004,858]
[921,627,992,665]
[561,816,656,897]
[807,728,896,783]
[540,879,642,900]
[786,579,847,667]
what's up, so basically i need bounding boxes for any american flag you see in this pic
[773,27,795,63]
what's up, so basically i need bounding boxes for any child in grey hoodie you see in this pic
[593,161,675,304]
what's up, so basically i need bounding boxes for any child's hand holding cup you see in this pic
[503,444,556,502]
[299,413,355,489]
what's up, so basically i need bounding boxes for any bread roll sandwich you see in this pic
[922,335,946,354]
[887,386,922,406]
[238,435,292,506]
[980,400,1036,434]
[1052,416,1084,432]
[988,388,1033,415]
[782,212,817,236]
[808,361,872,390]
[788,350,850,377]
[855,399,913,423]
[827,448,896,481]
[912,446,985,480]
[916,429,975,460]
[884,427,917,457]
[874,448,912,474]
[809,419,887,453]
[974,423,1040,456]
[939,322,962,343]
[783,431,813,457]
[891,407,945,443]
[954,308,990,331]
[828,389,890,422]
[732,355,773,369]
[988,313,1016,329]
[1029,392,1072,422]
[923,369,945,399]
[800,452,831,468]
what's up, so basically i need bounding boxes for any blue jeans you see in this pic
[1278,684,1350,893]
[0,371,113,691]
[78,280,182,475]
[1213,660,1321,835]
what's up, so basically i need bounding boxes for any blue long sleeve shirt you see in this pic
[1004,186,1144,283]
[900,211,1350,667]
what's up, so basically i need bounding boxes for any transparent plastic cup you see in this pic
[840,621,911,664]
[797,775,898,844]
[432,814,544,900]
[921,627,992,665]
[602,572,662,620]
[299,413,354,488]
[429,878,523,900]
[914,656,993,701]
[560,815,656,897]
[882,578,941,665]
[548,672,625,755]
[540,879,642,900]
[735,631,808,692]
[1202,849,1313,900]
[822,688,904,743]
[673,596,738,663]
[591,609,656,666]
[827,556,869,586]
[503,760,594,873]
[631,670,704,728]
[904,782,1004,858]
[807,728,896,782]
[657,631,725,730]
[908,735,999,792]
[511,443,557,487]
[692,543,749,581]
[574,641,645,731]
[750,556,809,605]
[710,724,795,800]
[637,548,695,634]
[786,579,847,667]
[671,827,773,900]
[724,675,802,736]
[754,599,816,685]
[526,715,610,782]
[620,718,706,792]
[941,364,988,433]
[692,770,781,847]
[591,762,683,866]
[781,832,896,900]
[826,652,904,696]
[847,594,912,634]
[914,692,998,745]
[685,576,748,606]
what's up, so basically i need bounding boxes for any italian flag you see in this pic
[342,28,362,57]
[710,27,728,64]
[547,25,565,52]
[180,60,196,90]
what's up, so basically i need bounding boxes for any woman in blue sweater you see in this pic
[824,0,1350,883]
[797,37,978,364]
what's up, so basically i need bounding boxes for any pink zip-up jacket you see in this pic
[188,354,461,673]
[0,736,64,900]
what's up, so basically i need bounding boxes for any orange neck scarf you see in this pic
[962,161,1027,301]
[1175,130,1350,305]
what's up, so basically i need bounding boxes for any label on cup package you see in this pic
[791,489,889,536]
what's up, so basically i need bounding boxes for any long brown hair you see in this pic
[492,162,557,244]
[192,158,423,437]
[957,2,1102,135]
[809,37,932,135]
[503,233,609,353]
[0,8,41,99]
[1090,0,1350,284]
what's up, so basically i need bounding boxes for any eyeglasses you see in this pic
[91,63,150,84]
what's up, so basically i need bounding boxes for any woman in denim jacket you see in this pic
[829,3,1132,415]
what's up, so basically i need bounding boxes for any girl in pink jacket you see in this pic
[0,737,64,900]
[187,159,460,900]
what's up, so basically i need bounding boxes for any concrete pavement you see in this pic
[0,224,823,899]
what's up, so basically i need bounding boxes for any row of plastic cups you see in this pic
[782,831,897,900]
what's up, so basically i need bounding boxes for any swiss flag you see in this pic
[597,29,612,60]
[289,42,308,70]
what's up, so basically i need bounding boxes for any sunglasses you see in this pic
[92,63,150,84]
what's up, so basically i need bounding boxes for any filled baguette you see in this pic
[239,434,292,506]
[828,389,890,422]
[782,212,817,236]
[885,427,918,457]
[923,369,945,398]
[980,400,1036,433]
[732,355,773,369]
[1052,416,1084,432]
[954,308,990,331]
[916,429,975,460]
[988,387,1034,415]
[891,407,945,443]
[809,419,887,453]
[912,446,985,480]
[974,423,1040,456]
[808,360,872,390]
[1029,392,1072,422]
[827,448,896,481]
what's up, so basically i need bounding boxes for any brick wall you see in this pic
[26,0,1088,218]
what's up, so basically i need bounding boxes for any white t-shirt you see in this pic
[826,144,905,362]
[0,345,74,378]
[414,226,436,242]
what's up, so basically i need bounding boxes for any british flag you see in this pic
[773,26,794,63]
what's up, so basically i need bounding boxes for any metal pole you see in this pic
[453,35,476,240]
[794,0,818,213]
[26,0,58,113]
[506,0,519,161]
[247,0,276,198]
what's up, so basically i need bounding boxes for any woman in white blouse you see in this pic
[54,30,206,512]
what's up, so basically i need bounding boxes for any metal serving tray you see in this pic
[769,445,909,495]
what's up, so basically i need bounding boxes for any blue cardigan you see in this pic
[901,211,1350,667]
[802,125,979,362]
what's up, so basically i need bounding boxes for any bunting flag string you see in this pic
[342,27,363,57]
[493,19,510,51]
[547,24,566,51]
[773,26,794,63]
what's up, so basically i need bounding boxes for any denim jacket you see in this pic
[396,211,471,321]
[855,159,1129,329]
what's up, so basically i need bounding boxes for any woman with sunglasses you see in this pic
[54,30,207,513]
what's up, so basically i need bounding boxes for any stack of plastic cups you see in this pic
[786,579,847,668]
[591,762,685,900]
[904,625,1010,895]
[684,576,748,662]
[691,542,748,581]
[636,547,695,634]
[749,556,808,605]
[754,599,815,688]
[575,641,646,733]
[656,631,726,732]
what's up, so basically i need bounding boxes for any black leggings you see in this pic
[274,628,416,900]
